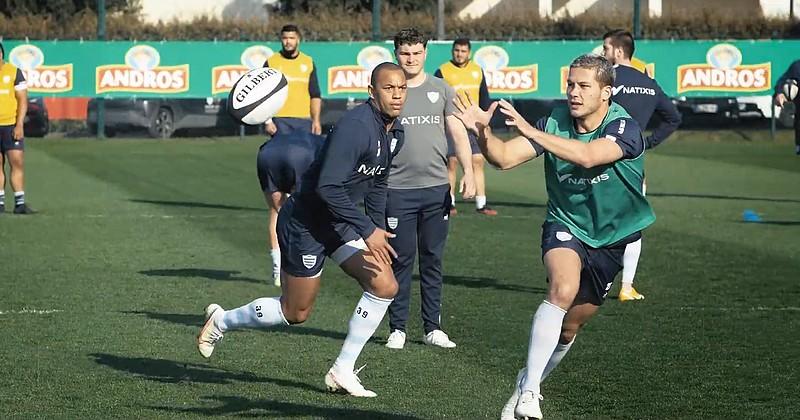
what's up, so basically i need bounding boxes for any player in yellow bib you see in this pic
[0,42,33,214]
[264,24,322,136]
[435,38,497,216]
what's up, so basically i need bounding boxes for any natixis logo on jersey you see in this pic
[95,45,189,94]
[327,45,393,94]
[9,44,73,93]
[211,45,274,95]
[473,45,537,94]
[677,44,770,94]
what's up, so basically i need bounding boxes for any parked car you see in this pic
[24,97,49,137]
[86,97,244,138]
[673,96,739,127]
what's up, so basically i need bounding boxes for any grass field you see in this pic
[1,130,798,419]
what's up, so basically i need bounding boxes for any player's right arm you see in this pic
[646,84,682,149]
[315,119,379,240]
[452,97,542,170]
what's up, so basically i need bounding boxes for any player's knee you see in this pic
[369,276,398,300]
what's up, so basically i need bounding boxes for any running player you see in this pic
[198,62,406,397]
[453,54,655,419]
[774,58,800,155]
[256,130,324,286]
[602,29,681,301]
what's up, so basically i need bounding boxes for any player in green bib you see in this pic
[453,54,655,419]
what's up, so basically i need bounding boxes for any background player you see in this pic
[256,130,324,286]
[435,38,497,216]
[264,24,322,135]
[773,58,800,155]
[383,28,475,350]
[0,42,33,214]
[602,29,681,301]
[454,54,655,419]
[198,62,406,397]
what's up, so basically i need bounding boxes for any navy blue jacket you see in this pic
[611,64,681,149]
[295,101,404,239]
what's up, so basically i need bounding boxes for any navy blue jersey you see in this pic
[257,131,324,193]
[775,59,800,99]
[611,65,681,149]
[294,101,404,239]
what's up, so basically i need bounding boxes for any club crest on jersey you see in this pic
[387,217,398,230]
[301,254,317,269]
[2,75,10,83]
[556,231,573,242]
[427,91,440,103]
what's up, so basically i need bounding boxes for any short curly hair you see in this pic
[393,28,428,50]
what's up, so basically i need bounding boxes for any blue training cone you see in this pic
[743,209,762,223]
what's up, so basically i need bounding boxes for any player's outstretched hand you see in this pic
[774,93,787,108]
[452,93,498,135]
[365,228,397,266]
[497,99,535,137]
[459,172,476,200]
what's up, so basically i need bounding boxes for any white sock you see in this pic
[622,238,642,285]
[218,297,288,332]
[270,248,281,273]
[475,195,487,209]
[521,300,566,394]
[450,194,455,206]
[14,191,24,206]
[0,191,4,206]
[541,337,575,382]
[333,292,392,372]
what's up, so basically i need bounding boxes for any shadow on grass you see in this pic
[130,199,263,212]
[469,200,546,209]
[439,275,547,294]
[649,192,800,204]
[148,395,423,419]
[89,353,320,392]
[122,310,348,341]
[139,268,263,284]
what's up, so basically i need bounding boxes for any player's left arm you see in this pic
[364,133,403,230]
[13,69,27,140]
[308,61,322,134]
[444,84,476,199]
[500,100,642,168]
[645,84,682,149]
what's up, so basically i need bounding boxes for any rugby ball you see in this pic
[228,67,288,125]
[783,79,799,101]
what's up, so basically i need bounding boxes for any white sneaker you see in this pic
[423,329,456,348]
[197,304,224,358]
[324,364,377,397]
[514,391,543,420]
[500,368,526,420]
[385,330,406,349]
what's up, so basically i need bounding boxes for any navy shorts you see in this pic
[446,131,481,157]
[277,197,367,278]
[273,117,312,136]
[0,126,24,154]
[541,221,641,306]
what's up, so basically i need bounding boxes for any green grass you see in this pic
[1,130,798,419]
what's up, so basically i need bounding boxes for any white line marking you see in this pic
[678,306,800,312]
[0,309,64,315]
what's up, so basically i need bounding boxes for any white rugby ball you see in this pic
[783,79,799,101]
[228,67,288,125]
